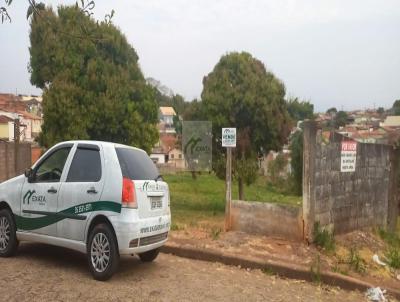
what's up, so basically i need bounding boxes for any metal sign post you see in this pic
[222,128,236,231]
[225,147,232,230]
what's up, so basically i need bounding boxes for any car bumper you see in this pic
[109,209,171,255]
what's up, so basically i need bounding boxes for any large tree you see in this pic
[201,52,291,199]
[287,97,314,122]
[334,110,348,128]
[29,5,158,152]
[289,130,303,196]
[392,100,400,116]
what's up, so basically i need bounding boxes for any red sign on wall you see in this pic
[341,141,357,172]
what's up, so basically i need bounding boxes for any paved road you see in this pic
[0,243,367,302]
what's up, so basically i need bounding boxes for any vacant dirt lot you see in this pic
[0,243,368,301]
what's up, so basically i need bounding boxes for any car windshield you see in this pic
[115,147,159,181]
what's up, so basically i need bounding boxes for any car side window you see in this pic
[34,147,72,183]
[66,147,102,182]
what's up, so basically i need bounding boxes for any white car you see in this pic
[0,140,171,280]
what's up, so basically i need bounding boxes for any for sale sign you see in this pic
[340,141,357,172]
[222,128,236,147]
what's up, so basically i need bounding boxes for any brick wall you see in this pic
[0,141,31,182]
[303,121,399,240]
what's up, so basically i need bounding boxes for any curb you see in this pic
[161,244,400,299]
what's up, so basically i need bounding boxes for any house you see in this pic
[381,116,400,127]
[168,147,186,169]
[150,147,167,164]
[158,106,176,134]
[150,134,178,164]
[0,93,26,112]
[19,95,43,116]
[0,108,42,142]
[0,115,14,140]
[18,111,43,141]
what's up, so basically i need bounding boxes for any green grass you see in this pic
[164,172,302,229]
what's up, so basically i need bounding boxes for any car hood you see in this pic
[0,175,25,202]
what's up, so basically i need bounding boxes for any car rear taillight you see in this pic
[122,177,137,208]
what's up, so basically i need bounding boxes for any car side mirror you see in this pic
[24,168,33,182]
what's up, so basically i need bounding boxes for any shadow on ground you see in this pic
[15,242,158,280]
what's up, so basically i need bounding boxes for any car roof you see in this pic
[55,140,146,153]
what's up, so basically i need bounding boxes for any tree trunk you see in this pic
[238,177,244,200]
[191,170,197,180]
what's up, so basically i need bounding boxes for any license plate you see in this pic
[150,197,162,210]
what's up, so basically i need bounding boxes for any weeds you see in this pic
[385,248,400,269]
[347,248,366,273]
[313,222,335,252]
[170,223,184,231]
[261,267,275,276]
[310,254,322,284]
[378,228,400,269]
[378,229,400,248]
[332,264,348,276]
[210,227,222,240]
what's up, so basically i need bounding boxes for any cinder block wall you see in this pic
[303,121,398,240]
[231,200,303,241]
[0,142,31,182]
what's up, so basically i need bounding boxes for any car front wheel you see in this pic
[87,223,119,281]
[0,209,18,257]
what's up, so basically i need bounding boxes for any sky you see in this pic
[0,0,399,112]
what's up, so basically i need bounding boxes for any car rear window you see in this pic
[115,147,159,180]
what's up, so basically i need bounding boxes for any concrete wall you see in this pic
[303,121,399,240]
[230,200,303,241]
[0,142,31,182]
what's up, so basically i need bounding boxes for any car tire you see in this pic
[138,248,160,262]
[0,209,18,257]
[87,223,119,281]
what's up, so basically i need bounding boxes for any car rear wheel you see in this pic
[0,209,18,257]
[138,248,160,262]
[87,223,119,281]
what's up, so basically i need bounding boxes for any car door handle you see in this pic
[87,188,98,194]
[47,187,57,194]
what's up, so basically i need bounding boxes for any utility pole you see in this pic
[14,118,20,175]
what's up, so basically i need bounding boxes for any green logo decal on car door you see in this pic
[22,190,36,204]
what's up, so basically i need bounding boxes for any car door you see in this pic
[57,143,105,242]
[20,144,73,236]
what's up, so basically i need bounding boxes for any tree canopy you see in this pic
[201,52,291,199]
[334,110,348,128]
[377,107,385,115]
[326,107,337,115]
[289,130,303,196]
[29,5,158,151]
[286,97,314,122]
[392,100,400,116]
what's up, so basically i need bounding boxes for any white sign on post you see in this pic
[222,128,236,147]
[340,141,357,172]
